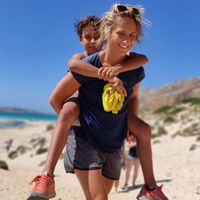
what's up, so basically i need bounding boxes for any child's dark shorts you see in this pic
[64,126,122,180]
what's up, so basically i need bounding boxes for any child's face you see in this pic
[80,25,99,55]
[108,16,138,56]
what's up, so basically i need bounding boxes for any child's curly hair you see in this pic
[74,16,101,40]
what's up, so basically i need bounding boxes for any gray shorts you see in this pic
[127,155,138,161]
[64,127,122,180]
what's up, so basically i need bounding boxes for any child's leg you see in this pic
[27,99,79,200]
[123,158,132,186]
[128,113,156,189]
[43,99,79,175]
[75,169,108,200]
[132,159,139,186]
[114,180,119,192]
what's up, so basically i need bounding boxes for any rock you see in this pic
[46,123,55,131]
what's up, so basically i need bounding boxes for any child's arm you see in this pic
[49,73,80,114]
[68,53,99,78]
[68,52,147,81]
[98,53,148,80]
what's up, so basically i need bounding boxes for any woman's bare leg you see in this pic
[102,176,114,194]
[75,169,108,200]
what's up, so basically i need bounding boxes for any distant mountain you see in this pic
[139,77,200,111]
[0,107,39,114]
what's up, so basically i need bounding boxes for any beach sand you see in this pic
[0,120,200,200]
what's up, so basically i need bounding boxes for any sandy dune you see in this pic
[0,120,200,200]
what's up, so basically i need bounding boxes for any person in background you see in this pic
[113,141,126,193]
[121,133,140,191]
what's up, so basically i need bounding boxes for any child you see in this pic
[121,133,140,191]
[54,3,169,200]
[27,15,148,200]
[113,141,126,193]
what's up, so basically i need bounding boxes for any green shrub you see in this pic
[151,126,167,139]
[154,106,172,114]
[151,133,160,139]
[196,136,200,142]
[157,126,167,136]
[164,116,175,123]
[182,124,200,137]
[8,150,18,159]
[169,107,185,115]
[153,140,160,144]
[189,144,197,151]
[38,160,46,167]
[0,160,9,170]
[171,131,182,138]
[17,145,28,154]
[31,137,46,148]
[181,97,200,105]
[36,147,48,155]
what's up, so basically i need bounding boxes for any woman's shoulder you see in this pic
[83,52,102,68]
[84,52,99,60]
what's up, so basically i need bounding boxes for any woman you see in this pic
[61,3,168,200]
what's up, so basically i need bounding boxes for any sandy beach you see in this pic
[0,117,200,200]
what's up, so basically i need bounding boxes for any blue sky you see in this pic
[0,0,199,113]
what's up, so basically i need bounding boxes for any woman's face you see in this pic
[108,16,138,56]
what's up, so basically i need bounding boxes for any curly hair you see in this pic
[74,16,101,40]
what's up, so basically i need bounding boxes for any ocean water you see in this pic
[0,112,57,128]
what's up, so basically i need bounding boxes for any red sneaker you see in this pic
[27,174,56,200]
[137,185,168,200]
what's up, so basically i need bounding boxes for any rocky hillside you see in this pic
[139,77,200,111]
[141,95,200,150]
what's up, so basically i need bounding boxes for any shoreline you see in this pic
[0,111,57,124]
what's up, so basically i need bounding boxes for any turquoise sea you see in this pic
[0,112,57,128]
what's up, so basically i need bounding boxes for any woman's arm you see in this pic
[49,72,81,114]
[117,53,148,74]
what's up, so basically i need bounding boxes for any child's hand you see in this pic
[98,63,121,81]
[108,76,127,96]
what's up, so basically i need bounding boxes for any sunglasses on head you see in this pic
[116,4,140,16]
